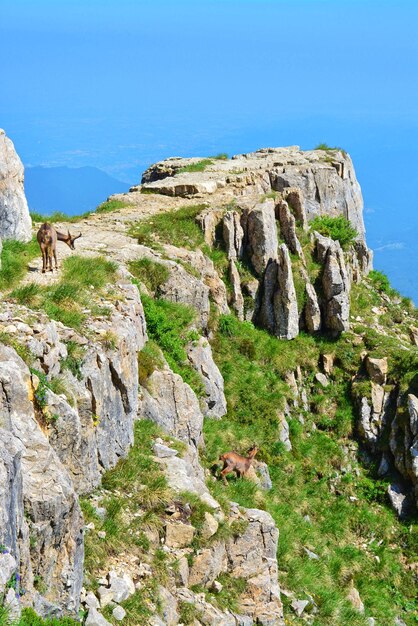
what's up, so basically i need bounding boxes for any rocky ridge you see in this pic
[0,142,417,626]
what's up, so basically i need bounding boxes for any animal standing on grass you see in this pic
[219,444,259,486]
[37,223,82,273]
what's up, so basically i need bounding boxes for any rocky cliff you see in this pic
[0,130,32,243]
[0,141,417,626]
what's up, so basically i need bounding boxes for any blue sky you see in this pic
[1,0,417,300]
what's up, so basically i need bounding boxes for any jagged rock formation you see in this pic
[186,337,227,419]
[141,146,366,239]
[4,141,416,626]
[0,129,32,242]
[256,245,299,340]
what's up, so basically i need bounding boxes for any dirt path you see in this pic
[26,190,205,284]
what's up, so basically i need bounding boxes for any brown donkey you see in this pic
[37,223,82,273]
[219,444,259,486]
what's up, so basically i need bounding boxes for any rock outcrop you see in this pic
[0,129,32,242]
[186,337,227,419]
[257,244,299,340]
[0,345,84,615]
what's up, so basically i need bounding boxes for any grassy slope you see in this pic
[201,290,418,625]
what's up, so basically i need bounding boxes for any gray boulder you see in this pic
[0,129,32,242]
[187,337,227,419]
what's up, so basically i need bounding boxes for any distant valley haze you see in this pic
[25,165,129,216]
[1,0,417,301]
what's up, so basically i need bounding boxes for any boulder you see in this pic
[165,521,195,548]
[85,608,112,626]
[0,129,32,242]
[158,262,210,329]
[187,337,227,419]
[346,585,365,613]
[365,356,388,385]
[139,359,204,454]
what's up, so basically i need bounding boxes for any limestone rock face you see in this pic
[269,150,365,239]
[196,207,225,246]
[158,262,210,329]
[162,244,229,316]
[139,358,204,476]
[304,282,322,333]
[229,259,245,321]
[365,356,388,385]
[275,198,303,258]
[187,337,227,419]
[319,234,350,333]
[37,281,147,494]
[390,394,418,504]
[0,129,32,242]
[244,199,278,276]
[0,344,83,615]
[257,245,299,340]
[223,210,244,260]
[226,507,283,624]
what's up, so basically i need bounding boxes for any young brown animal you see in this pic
[219,444,259,486]
[37,223,82,273]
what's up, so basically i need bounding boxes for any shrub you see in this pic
[310,215,357,249]
[140,293,204,396]
[129,258,169,292]
[315,142,347,155]
[368,270,391,295]
[138,340,164,385]
[0,238,40,291]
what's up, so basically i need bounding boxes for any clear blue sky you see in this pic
[1,0,417,300]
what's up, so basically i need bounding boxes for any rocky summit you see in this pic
[0,141,417,626]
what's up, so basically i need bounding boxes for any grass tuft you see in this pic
[129,204,206,250]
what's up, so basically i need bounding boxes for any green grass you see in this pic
[177,159,213,173]
[310,215,357,249]
[0,238,40,291]
[315,143,347,156]
[200,313,418,626]
[10,255,117,330]
[129,204,206,250]
[129,258,170,292]
[30,200,129,224]
[81,419,190,626]
[139,292,204,396]
[2,608,79,626]
[210,153,228,160]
